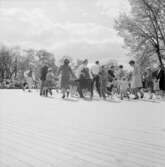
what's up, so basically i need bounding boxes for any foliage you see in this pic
[0,46,57,82]
[115,0,165,69]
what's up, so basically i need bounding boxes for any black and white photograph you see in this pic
[0,0,165,166]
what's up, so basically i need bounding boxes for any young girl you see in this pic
[153,77,160,98]
[45,68,55,96]
[145,69,154,99]
[119,77,129,100]
[112,78,119,97]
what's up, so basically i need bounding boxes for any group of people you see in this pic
[36,58,165,100]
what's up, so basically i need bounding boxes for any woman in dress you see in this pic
[58,59,76,98]
[129,60,144,99]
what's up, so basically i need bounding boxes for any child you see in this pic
[99,66,108,99]
[119,77,129,100]
[112,78,119,97]
[153,77,160,98]
[146,69,154,99]
[44,68,55,96]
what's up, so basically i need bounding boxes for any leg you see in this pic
[101,80,106,99]
[48,88,52,96]
[77,83,84,98]
[133,88,139,99]
[139,88,144,98]
[120,92,124,100]
[67,89,70,98]
[95,75,101,97]
[40,81,44,95]
[62,88,66,98]
[90,77,95,98]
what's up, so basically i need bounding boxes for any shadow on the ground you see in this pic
[139,99,161,103]
[120,99,138,102]
[105,99,122,103]
[40,96,55,99]
[83,97,101,102]
[63,98,79,102]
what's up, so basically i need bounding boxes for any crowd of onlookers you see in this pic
[1,59,165,100]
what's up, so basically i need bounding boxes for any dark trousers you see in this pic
[77,85,84,98]
[40,80,45,95]
[91,75,101,98]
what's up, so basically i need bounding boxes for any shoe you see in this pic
[67,91,69,98]
[103,96,106,100]
[62,94,65,99]
[133,96,139,100]
[49,90,53,96]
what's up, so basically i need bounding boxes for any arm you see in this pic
[157,70,161,80]
[69,67,77,80]
[112,72,115,78]
[57,66,62,76]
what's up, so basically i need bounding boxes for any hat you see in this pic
[95,61,99,64]
[48,68,52,71]
[83,59,88,64]
[129,60,135,65]
[64,58,70,64]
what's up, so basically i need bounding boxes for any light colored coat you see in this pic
[131,65,143,89]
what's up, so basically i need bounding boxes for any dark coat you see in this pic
[108,70,115,82]
[80,68,91,79]
[78,67,92,90]
[157,68,165,91]
[40,65,48,81]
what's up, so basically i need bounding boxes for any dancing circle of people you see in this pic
[23,59,165,101]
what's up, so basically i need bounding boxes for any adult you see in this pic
[58,59,76,98]
[146,68,154,99]
[77,59,92,98]
[40,62,48,96]
[129,60,144,99]
[90,61,101,98]
[157,65,165,97]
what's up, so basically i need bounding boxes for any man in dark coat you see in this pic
[40,63,48,95]
[157,65,165,96]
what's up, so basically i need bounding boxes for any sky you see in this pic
[0,0,130,64]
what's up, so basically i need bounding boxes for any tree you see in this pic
[0,46,18,80]
[0,46,58,83]
[36,50,57,78]
[115,0,165,69]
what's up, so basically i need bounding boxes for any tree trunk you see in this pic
[156,47,163,67]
